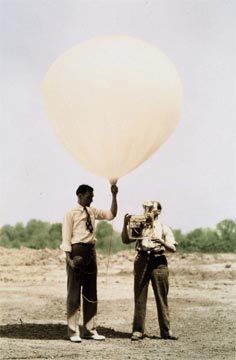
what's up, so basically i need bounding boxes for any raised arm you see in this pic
[110,184,118,217]
[121,214,135,244]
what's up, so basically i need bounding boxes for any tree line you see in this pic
[0,218,235,253]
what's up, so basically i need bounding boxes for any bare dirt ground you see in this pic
[0,247,235,360]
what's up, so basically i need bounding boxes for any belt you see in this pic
[74,242,95,248]
[137,250,164,255]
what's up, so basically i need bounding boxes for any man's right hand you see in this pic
[124,213,131,226]
[122,214,134,244]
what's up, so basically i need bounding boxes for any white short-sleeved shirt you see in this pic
[136,218,176,252]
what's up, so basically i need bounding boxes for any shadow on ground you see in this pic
[0,324,131,340]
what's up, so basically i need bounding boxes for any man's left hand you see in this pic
[152,237,164,245]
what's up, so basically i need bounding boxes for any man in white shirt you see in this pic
[61,184,118,342]
[121,201,178,341]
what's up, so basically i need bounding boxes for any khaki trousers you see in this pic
[133,253,171,337]
[66,244,98,337]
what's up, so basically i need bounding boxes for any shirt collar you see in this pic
[77,203,85,211]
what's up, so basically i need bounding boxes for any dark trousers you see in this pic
[66,244,98,337]
[133,253,171,337]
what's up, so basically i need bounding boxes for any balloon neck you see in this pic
[109,178,118,185]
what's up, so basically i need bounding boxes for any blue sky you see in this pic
[0,0,235,233]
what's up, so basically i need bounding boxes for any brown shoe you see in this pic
[162,335,178,340]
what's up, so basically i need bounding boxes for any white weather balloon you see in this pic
[41,36,182,184]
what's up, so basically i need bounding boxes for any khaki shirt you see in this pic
[136,219,176,252]
[61,203,114,252]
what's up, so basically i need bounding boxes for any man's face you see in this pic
[153,208,161,217]
[79,191,94,207]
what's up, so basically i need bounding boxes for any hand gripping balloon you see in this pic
[41,36,183,185]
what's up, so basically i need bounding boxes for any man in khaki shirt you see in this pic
[61,183,118,342]
[121,201,178,341]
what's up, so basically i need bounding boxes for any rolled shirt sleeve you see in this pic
[163,224,177,248]
[61,212,73,252]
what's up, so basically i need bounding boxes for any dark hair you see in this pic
[76,184,94,196]
[157,202,162,211]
